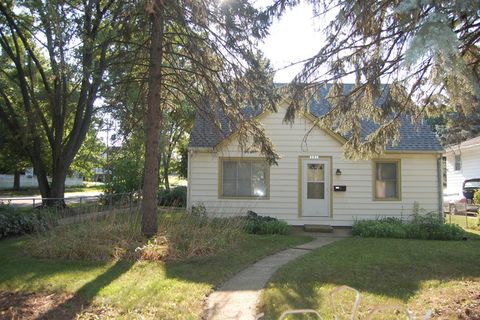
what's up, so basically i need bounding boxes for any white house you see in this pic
[444,135,480,196]
[187,87,443,227]
[0,169,83,190]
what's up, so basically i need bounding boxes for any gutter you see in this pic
[436,154,444,222]
[188,146,215,153]
[385,150,443,154]
[444,143,480,152]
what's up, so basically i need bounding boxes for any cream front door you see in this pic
[302,158,330,217]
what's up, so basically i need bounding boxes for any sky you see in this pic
[256,1,328,83]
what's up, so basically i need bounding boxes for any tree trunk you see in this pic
[48,166,68,207]
[13,170,20,191]
[163,157,170,191]
[29,154,51,202]
[142,0,165,237]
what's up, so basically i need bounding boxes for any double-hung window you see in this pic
[374,160,400,200]
[220,158,269,198]
[454,154,462,171]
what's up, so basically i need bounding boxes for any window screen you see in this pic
[454,154,461,171]
[374,161,400,200]
[222,160,268,198]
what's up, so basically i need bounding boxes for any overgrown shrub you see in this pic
[190,203,207,216]
[137,213,245,261]
[474,189,480,206]
[0,204,54,239]
[243,211,289,235]
[27,211,246,261]
[352,214,466,240]
[352,219,407,239]
[158,186,187,207]
[474,190,480,227]
[27,212,144,261]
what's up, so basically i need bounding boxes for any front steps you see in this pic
[303,224,334,233]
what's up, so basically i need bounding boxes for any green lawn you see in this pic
[260,237,480,319]
[445,213,480,234]
[0,233,310,319]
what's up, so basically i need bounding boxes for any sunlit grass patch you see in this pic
[445,213,480,234]
[260,238,480,319]
[0,227,310,319]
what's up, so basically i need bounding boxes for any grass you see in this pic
[0,215,310,319]
[0,184,103,197]
[445,213,480,234]
[260,237,480,319]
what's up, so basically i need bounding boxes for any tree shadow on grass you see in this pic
[34,260,134,319]
[260,238,480,319]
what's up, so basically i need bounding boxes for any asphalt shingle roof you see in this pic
[189,85,443,152]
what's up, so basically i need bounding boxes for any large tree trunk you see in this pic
[13,170,20,191]
[48,166,68,207]
[142,0,165,237]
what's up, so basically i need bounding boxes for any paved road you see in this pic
[0,191,103,208]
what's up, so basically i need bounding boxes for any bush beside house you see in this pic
[243,211,289,235]
[158,186,187,207]
[352,215,466,240]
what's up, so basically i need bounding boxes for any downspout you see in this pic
[436,154,443,222]
[187,149,192,211]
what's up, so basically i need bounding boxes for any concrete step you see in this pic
[303,224,333,233]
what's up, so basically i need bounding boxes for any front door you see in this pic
[302,158,330,217]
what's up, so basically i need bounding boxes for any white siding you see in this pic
[0,174,84,190]
[444,146,480,196]
[189,109,441,226]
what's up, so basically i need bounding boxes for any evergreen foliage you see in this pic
[139,0,280,235]
[262,0,480,157]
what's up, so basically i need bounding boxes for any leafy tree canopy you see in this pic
[70,119,106,180]
[263,0,480,157]
[111,0,281,163]
[0,121,30,175]
[0,0,132,203]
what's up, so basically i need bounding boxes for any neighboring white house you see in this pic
[0,168,83,190]
[443,135,480,196]
[187,86,443,226]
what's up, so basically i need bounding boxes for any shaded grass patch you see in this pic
[260,237,480,319]
[0,212,311,319]
[0,234,310,319]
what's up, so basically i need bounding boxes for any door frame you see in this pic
[298,155,333,218]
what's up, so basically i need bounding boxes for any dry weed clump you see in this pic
[136,214,246,261]
[26,210,247,262]
[26,211,144,261]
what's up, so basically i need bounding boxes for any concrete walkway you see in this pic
[205,231,350,320]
